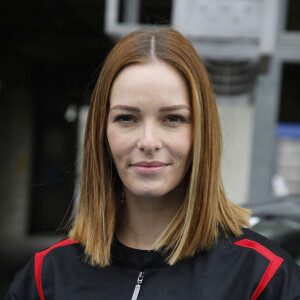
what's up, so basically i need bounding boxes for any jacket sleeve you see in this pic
[260,255,300,300]
[5,257,40,300]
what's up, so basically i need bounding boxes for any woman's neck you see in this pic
[116,190,184,250]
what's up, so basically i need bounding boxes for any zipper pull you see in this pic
[131,270,145,300]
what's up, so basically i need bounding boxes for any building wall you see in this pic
[218,94,254,205]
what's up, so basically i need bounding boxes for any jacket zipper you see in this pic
[131,270,144,300]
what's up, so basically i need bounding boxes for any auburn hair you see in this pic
[69,27,250,267]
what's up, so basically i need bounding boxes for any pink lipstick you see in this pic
[131,161,169,174]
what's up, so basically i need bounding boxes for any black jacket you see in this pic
[5,229,300,299]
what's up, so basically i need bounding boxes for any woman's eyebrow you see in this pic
[110,105,140,112]
[159,105,190,112]
[110,104,190,112]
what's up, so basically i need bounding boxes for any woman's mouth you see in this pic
[131,161,169,174]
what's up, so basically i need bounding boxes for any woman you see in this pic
[6,28,300,300]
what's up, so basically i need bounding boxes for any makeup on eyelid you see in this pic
[113,114,189,123]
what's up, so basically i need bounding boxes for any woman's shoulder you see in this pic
[35,238,81,266]
[5,238,82,300]
[211,227,300,299]
[215,227,299,271]
[226,227,297,262]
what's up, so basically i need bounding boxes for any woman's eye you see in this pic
[114,115,135,122]
[165,115,185,123]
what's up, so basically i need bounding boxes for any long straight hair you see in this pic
[69,28,250,267]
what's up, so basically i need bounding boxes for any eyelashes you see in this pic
[113,115,135,122]
[165,115,186,123]
[113,114,189,124]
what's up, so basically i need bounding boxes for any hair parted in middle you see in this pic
[69,27,250,267]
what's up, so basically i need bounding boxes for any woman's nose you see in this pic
[137,123,162,153]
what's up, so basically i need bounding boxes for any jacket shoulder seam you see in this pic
[34,239,78,300]
[234,238,284,300]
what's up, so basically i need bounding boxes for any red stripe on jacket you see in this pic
[34,239,78,300]
[234,239,284,300]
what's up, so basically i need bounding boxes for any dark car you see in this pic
[246,196,300,265]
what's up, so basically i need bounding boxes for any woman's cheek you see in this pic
[109,132,135,158]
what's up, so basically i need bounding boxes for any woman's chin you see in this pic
[124,184,184,202]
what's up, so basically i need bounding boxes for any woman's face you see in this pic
[107,61,193,200]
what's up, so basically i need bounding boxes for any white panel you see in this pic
[218,95,254,205]
[173,0,263,39]
[260,0,280,55]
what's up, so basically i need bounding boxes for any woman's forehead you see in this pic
[109,61,191,109]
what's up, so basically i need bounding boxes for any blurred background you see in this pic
[1,0,300,296]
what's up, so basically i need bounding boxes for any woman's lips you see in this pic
[131,161,169,174]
